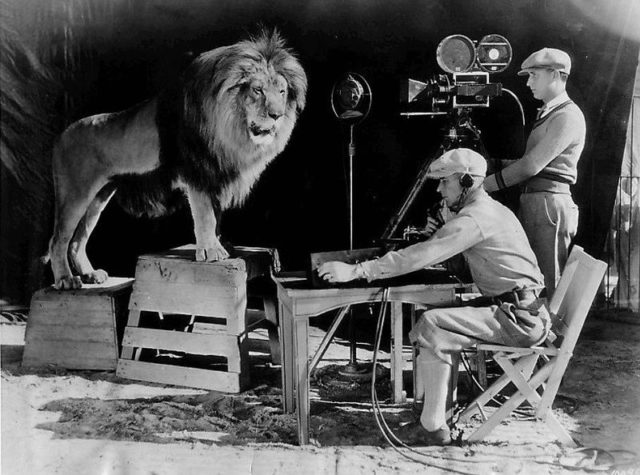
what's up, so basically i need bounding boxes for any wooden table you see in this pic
[273,271,469,445]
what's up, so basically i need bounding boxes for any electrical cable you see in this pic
[501,87,525,128]
[368,288,478,474]
[459,350,485,393]
[500,87,526,154]
[368,297,523,471]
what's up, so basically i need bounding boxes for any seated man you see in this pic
[318,148,549,446]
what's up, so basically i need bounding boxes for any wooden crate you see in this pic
[116,246,279,393]
[22,278,134,370]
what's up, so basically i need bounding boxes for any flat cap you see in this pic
[426,148,487,179]
[518,48,571,76]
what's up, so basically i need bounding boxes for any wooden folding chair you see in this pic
[458,246,607,446]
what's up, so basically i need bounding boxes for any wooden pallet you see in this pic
[22,278,134,370]
[116,246,279,393]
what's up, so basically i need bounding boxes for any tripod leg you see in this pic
[382,109,490,241]
[381,151,440,240]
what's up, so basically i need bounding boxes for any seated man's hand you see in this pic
[423,216,443,238]
[317,261,360,283]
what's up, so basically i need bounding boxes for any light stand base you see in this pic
[338,361,385,381]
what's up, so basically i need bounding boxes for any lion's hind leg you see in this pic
[68,183,117,284]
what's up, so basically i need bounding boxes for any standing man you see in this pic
[484,48,586,295]
[318,148,549,446]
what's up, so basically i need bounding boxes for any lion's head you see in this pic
[182,30,307,169]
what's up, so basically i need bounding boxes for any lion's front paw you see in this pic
[195,246,230,262]
[81,269,109,284]
[54,275,83,290]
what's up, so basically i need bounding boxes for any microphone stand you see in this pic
[339,123,372,379]
[310,74,373,381]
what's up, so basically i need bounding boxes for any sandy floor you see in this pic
[2,313,640,474]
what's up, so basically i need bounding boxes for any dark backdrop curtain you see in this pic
[1,0,638,305]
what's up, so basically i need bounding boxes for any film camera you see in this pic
[402,34,512,114]
[383,34,513,241]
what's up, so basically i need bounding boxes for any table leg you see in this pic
[263,296,281,365]
[294,317,310,445]
[411,305,424,403]
[279,301,295,413]
[390,301,405,403]
[446,353,460,425]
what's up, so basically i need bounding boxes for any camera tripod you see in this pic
[382,106,488,240]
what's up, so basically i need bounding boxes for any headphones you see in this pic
[459,173,474,188]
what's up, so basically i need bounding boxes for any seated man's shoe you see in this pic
[394,421,451,446]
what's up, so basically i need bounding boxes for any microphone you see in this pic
[336,76,365,117]
[331,73,372,123]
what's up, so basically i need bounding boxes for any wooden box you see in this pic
[22,278,134,370]
[116,246,279,393]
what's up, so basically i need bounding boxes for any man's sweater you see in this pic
[484,94,586,191]
[526,100,586,185]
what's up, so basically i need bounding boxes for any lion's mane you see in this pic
[116,30,307,217]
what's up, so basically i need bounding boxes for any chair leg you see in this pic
[411,306,424,403]
[467,361,554,442]
[494,354,543,405]
[446,353,460,425]
[509,358,578,447]
[521,354,538,379]
[458,353,538,422]
[390,301,405,403]
[543,410,577,447]
[468,385,530,442]
[476,349,487,388]
[502,357,576,446]
[459,374,509,423]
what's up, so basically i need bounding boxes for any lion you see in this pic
[46,30,307,289]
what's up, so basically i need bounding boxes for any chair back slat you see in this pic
[547,249,580,317]
[548,246,607,349]
[536,246,607,417]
